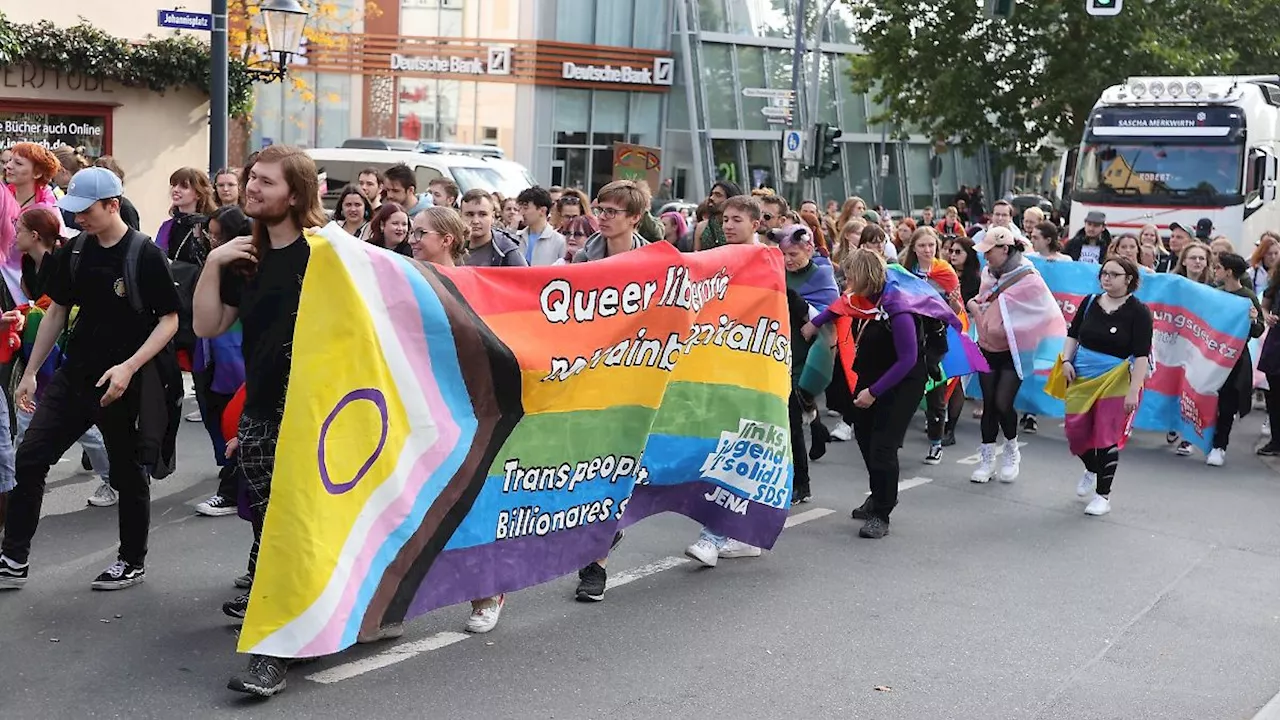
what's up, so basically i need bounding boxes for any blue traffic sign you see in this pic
[782,129,805,160]
[157,9,213,31]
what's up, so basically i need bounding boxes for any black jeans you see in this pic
[1266,373,1280,445]
[825,367,855,424]
[192,365,241,500]
[924,379,947,443]
[1213,358,1247,451]
[849,374,927,521]
[789,391,810,497]
[979,349,1022,443]
[3,369,150,566]
[945,379,965,436]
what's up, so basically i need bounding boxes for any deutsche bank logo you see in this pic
[653,58,674,86]
[487,47,511,76]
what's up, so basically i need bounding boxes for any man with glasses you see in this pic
[556,194,584,224]
[970,199,1026,248]
[569,180,650,602]
[758,195,789,243]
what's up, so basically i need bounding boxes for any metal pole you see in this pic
[806,0,840,202]
[788,0,808,202]
[210,0,229,174]
[674,0,706,197]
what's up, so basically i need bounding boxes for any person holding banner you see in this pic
[1203,253,1265,467]
[1170,242,1215,454]
[1053,257,1152,516]
[967,227,1066,484]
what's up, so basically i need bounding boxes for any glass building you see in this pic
[247,0,992,213]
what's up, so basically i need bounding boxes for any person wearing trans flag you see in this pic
[803,249,986,539]
[968,228,1067,485]
[1047,257,1152,517]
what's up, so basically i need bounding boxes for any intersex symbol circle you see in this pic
[318,388,390,495]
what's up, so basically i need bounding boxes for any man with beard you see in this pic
[757,195,789,244]
[193,145,329,698]
[692,180,743,251]
[460,189,527,268]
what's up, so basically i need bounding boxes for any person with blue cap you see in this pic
[0,166,182,592]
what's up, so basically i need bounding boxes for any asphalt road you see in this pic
[2,399,1280,720]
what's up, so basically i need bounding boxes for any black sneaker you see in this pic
[91,560,144,591]
[1021,414,1038,434]
[924,444,943,465]
[1166,431,1180,445]
[575,562,607,602]
[859,516,891,539]
[809,421,829,461]
[851,497,875,521]
[224,593,250,619]
[791,488,812,506]
[610,530,625,551]
[228,655,288,697]
[1258,443,1280,457]
[0,555,28,589]
[941,430,957,447]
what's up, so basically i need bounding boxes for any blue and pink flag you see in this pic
[1029,259,1252,453]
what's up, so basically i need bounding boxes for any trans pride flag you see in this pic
[239,227,794,658]
[1030,258,1252,452]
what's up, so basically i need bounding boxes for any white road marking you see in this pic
[306,631,470,684]
[862,476,934,495]
[307,506,854,684]
[608,555,692,588]
[1253,690,1280,720]
[956,441,1028,465]
[785,507,835,527]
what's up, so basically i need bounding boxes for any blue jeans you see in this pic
[698,528,727,547]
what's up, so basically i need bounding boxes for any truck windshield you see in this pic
[1074,142,1244,198]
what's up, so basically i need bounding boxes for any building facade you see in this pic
[0,2,212,227]
[252,0,992,211]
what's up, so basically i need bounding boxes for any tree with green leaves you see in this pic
[847,0,1280,164]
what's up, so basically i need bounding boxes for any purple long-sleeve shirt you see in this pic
[812,307,919,398]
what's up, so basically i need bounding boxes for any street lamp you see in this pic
[209,0,311,174]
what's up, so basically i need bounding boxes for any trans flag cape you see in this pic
[239,227,794,658]
[976,260,1068,412]
[824,264,988,380]
[1029,258,1252,453]
[788,260,839,396]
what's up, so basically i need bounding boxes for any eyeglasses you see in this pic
[596,207,624,219]
[1099,270,1127,279]
[410,229,441,242]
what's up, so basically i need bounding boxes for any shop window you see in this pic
[698,0,729,32]
[905,143,933,212]
[818,147,847,207]
[738,46,769,132]
[556,0,595,44]
[844,142,875,200]
[555,146,590,192]
[745,140,776,191]
[701,44,738,130]
[0,100,112,156]
[628,93,662,148]
[482,126,499,145]
[315,72,350,149]
[713,139,740,188]
[596,0,634,48]
[591,92,628,147]
[553,88,591,145]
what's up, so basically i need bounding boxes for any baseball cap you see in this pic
[1194,217,1214,239]
[1168,221,1190,235]
[1084,210,1106,225]
[56,167,124,214]
[973,226,1017,253]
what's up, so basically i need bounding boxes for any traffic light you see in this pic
[983,0,1014,19]
[1086,0,1122,16]
[809,123,842,178]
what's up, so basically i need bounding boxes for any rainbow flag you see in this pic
[239,226,794,658]
[882,264,988,378]
[1051,348,1134,457]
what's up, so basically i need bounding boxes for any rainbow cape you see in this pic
[881,264,987,379]
[239,227,794,658]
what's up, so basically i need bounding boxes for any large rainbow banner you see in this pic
[1026,258,1252,452]
[238,226,794,658]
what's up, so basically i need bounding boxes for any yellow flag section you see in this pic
[240,226,477,656]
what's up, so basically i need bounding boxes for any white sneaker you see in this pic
[1084,495,1111,516]
[464,594,504,633]
[184,410,202,423]
[1264,420,1272,438]
[718,539,762,559]
[1175,441,1194,456]
[684,538,719,567]
[1076,471,1097,498]
[999,439,1020,483]
[829,421,852,442]
[802,408,817,424]
[970,444,996,483]
[826,409,841,418]
[1206,448,1226,467]
[87,481,118,507]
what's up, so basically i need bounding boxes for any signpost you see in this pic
[783,160,801,184]
[157,9,213,30]
[782,129,805,160]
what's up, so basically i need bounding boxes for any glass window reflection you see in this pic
[702,44,739,129]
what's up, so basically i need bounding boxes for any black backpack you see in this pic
[920,316,950,376]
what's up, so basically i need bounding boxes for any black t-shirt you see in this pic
[220,237,309,420]
[851,315,926,392]
[21,250,55,300]
[1068,294,1154,359]
[46,229,181,379]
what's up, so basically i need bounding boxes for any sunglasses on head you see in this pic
[560,196,581,206]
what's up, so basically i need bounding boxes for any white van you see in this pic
[305,147,535,208]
